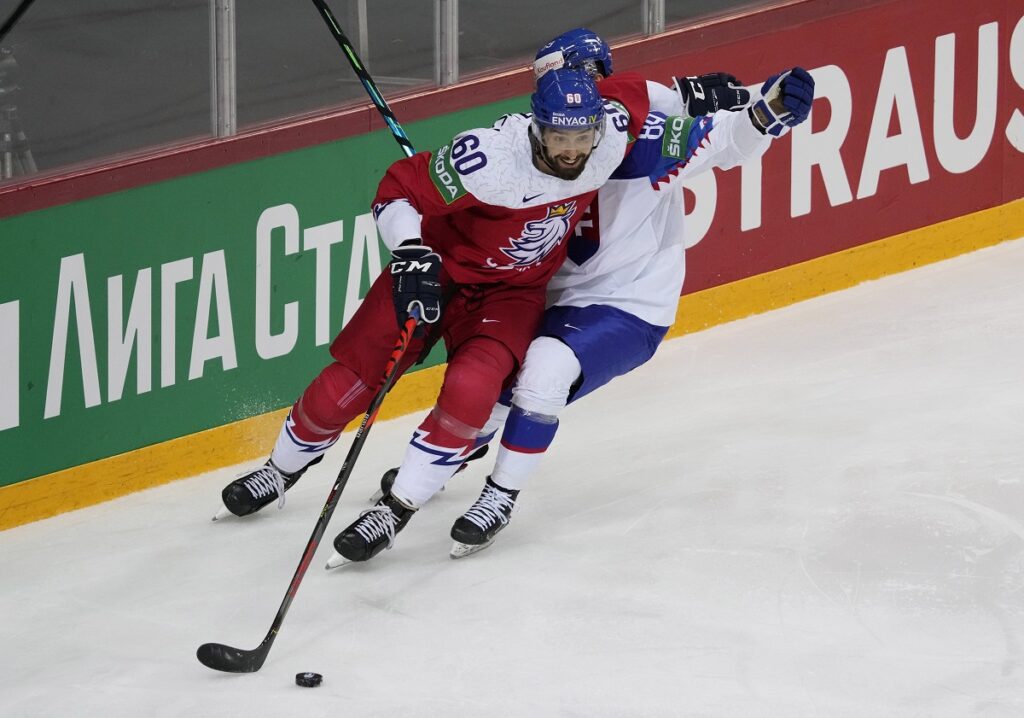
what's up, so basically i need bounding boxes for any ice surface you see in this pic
[2,239,1022,717]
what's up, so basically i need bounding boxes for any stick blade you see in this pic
[196,642,267,673]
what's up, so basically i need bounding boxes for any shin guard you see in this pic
[270,362,373,474]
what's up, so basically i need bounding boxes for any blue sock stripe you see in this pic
[284,420,338,453]
[473,430,497,449]
[501,407,559,453]
[410,429,473,467]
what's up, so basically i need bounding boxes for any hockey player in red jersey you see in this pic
[215,65,656,565]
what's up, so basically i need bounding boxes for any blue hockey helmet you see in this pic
[533,27,613,80]
[530,66,605,134]
[529,67,605,180]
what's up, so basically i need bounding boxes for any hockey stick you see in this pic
[0,0,38,45]
[197,2,423,673]
[197,311,420,673]
[309,0,416,158]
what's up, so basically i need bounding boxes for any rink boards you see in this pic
[1,0,1022,529]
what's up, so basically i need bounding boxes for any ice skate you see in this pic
[324,494,416,568]
[213,456,322,520]
[449,476,519,559]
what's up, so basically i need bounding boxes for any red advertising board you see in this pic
[619,0,1024,292]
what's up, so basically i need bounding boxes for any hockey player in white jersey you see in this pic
[445,29,816,558]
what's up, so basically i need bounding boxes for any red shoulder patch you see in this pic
[597,71,651,139]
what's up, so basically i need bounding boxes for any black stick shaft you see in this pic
[266,314,418,628]
[197,314,419,673]
[310,0,416,158]
[0,0,37,45]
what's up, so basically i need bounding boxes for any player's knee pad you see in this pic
[512,336,581,416]
[419,404,479,445]
[436,337,516,430]
[291,362,372,441]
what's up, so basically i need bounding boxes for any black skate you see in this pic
[324,494,416,568]
[371,443,490,502]
[449,476,519,559]
[213,456,323,520]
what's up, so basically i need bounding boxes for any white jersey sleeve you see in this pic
[646,80,684,117]
[547,108,773,327]
[675,107,770,180]
[374,199,423,250]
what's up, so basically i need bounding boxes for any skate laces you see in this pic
[464,483,516,531]
[241,464,288,509]
[353,505,400,548]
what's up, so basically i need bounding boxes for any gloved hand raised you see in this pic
[749,66,815,136]
[673,73,751,117]
[389,240,442,332]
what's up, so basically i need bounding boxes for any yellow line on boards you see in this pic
[668,199,1024,339]
[0,365,445,532]
[2,198,1023,531]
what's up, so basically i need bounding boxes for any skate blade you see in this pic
[211,505,233,522]
[324,551,352,570]
[449,539,493,560]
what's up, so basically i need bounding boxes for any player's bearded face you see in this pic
[538,127,597,180]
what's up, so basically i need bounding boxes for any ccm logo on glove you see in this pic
[391,258,436,273]
[389,241,443,331]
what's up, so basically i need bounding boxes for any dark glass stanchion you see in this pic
[0,47,35,180]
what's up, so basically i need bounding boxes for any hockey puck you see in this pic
[295,672,323,688]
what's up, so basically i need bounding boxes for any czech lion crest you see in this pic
[498,202,577,268]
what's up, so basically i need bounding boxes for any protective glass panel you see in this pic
[665,0,777,26]
[458,0,641,79]
[0,0,791,188]
[236,0,435,129]
[0,0,210,183]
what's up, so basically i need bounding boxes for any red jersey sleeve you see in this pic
[372,149,476,217]
[596,71,651,139]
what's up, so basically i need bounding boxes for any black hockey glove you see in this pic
[673,73,751,117]
[389,240,442,333]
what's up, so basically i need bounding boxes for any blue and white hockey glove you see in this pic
[673,72,751,117]
[749,67,815,136]
[390,240,442,333]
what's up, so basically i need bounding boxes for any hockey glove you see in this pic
[389,240,442,333]
[673,73,751,117]
[749,66,815,136]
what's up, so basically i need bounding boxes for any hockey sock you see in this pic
[488,336,579,491]
[390,337,514,506]
[270,362,373,474]
[491,404,559,491]
[391,406,480,507]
